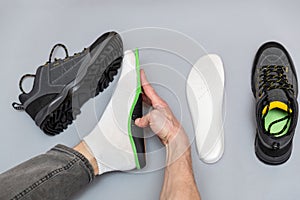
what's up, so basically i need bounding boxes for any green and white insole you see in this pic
[263,108,291,137]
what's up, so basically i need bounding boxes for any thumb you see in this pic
[135,113,151,128]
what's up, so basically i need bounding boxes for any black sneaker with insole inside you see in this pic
[251,41,298,165]
[12,31,123,136]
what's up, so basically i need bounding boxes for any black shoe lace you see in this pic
[47,43,69,64]
[259,65,293,136]
[12,43,87,111]
[258,65,293,97]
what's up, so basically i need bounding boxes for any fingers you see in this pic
[142,93,152,106]
[135,108,178,145]
[140,70,168,108]
[135,113,151,128]
[138,70,179,145]
[147,109,169,139]
[135,109,168,140]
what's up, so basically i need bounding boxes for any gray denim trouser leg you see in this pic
[0,144,95,200]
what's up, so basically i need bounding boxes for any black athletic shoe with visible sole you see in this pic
[13,31,123,136]
[251,41,298,165]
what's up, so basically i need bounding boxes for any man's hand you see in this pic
[135,70,183,145]
[135,70,201,200]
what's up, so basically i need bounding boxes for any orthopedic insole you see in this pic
[263,108,291,137]
[186,54,225,164]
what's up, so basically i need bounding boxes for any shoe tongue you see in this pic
[262,89,291,115]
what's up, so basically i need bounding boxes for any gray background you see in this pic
[1,1,300,199]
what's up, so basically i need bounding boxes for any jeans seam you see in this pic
[53,145,94,181]
[10,157,80,200]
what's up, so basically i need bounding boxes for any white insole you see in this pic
[186,54,225,164]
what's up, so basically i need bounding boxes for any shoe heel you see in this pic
[40,96,74,136]
[255,135,292,165]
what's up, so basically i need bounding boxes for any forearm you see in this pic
[160,129,201,200]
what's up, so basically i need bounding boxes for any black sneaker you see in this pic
[251,41,298,165]
[12,31,123,136]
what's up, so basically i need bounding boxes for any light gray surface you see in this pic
[1,1,300,199]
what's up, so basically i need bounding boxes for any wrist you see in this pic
[165,128,191,165]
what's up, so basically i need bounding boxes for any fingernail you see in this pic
[135,118,140,124]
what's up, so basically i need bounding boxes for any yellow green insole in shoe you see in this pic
[264,108,290,137]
